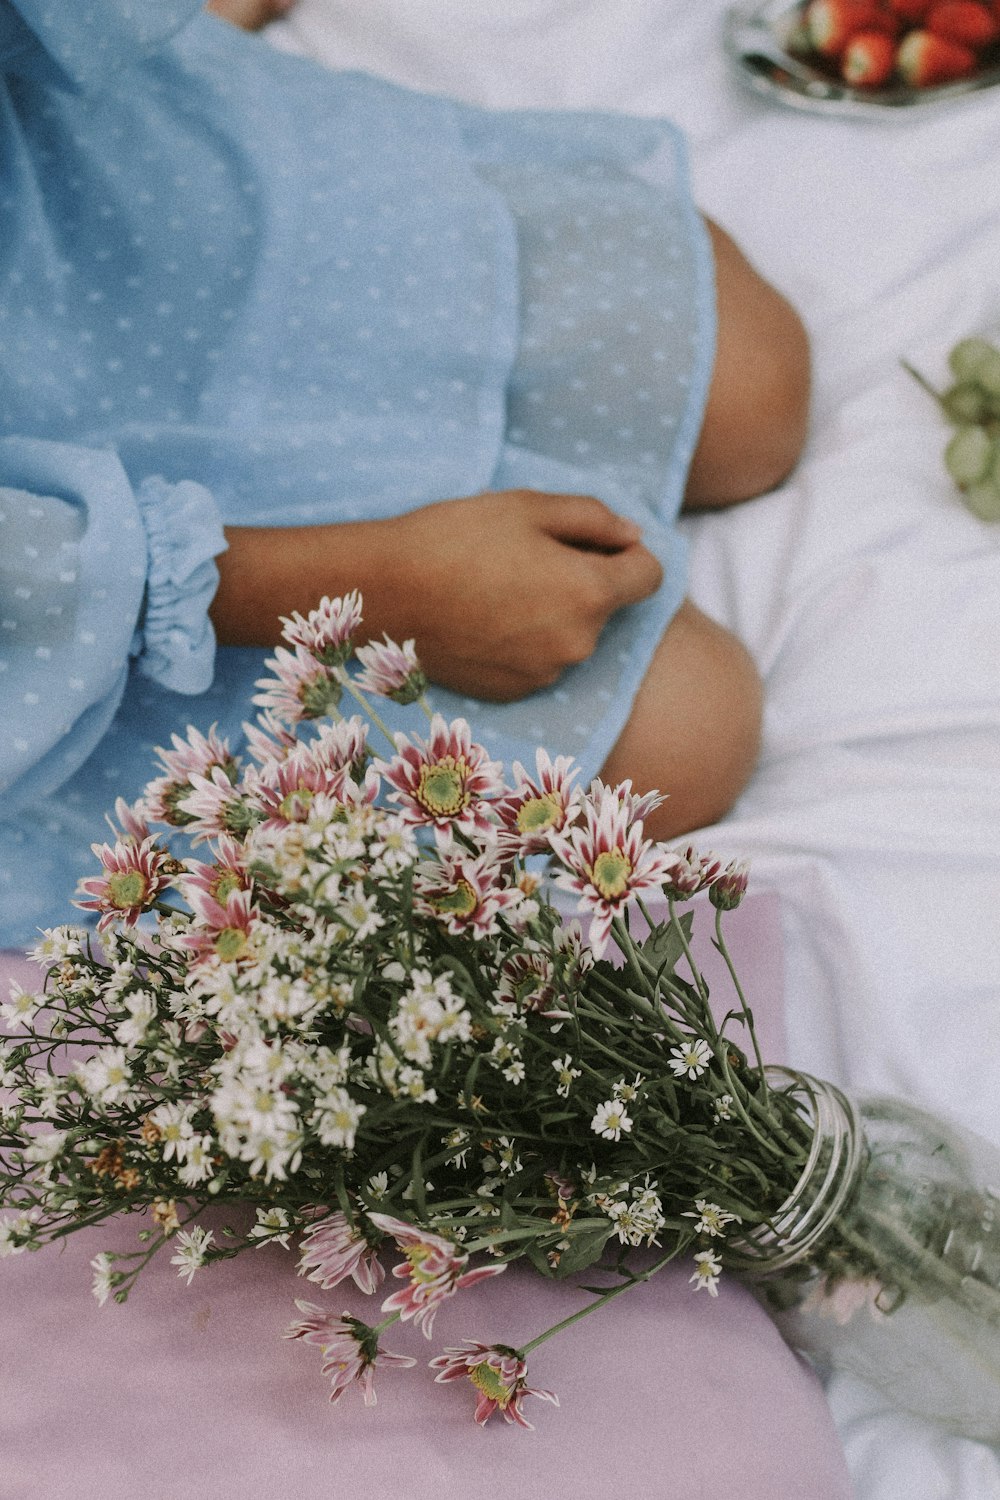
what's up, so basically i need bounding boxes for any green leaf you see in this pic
[640,910,693,979]
[550,1219,613,1278]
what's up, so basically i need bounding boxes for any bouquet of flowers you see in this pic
[2,594,1000,1436]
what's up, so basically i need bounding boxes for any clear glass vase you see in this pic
[727,1068,1000,1442]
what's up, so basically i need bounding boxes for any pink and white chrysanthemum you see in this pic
[74,837,174,931]
[369,1212,506,1340]
[413,844,521,939]
[297,1211,385,1294]
[253,644,342,725]
[180,833,251,909]
[430,1342,558,1429]
[493,749,581,858]
[144,725,239,827]
[106,795,153,845]
[179,886,260,965]
[662,843,725,900]
[549,784,681,959]
[496,949,561,1016]
[284,1302,415,1406]
[376,716,505,836]
[177,766,261,844]
[249,749,353,828]
[311,716,369,774]
[353,634,427,705]
[242,708,299,766]
[709,858,750,911]
[278,591,364,667]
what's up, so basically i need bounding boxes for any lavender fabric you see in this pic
[0,897,852,1497]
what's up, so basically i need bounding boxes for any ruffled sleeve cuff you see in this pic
[134,476,228,696]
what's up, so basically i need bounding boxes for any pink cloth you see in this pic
[0,897,851,1499]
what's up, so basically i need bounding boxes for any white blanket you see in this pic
[269,6,1000,1492]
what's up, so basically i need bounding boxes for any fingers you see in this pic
[537,493,642,553]
[599,541,664,610]
[533,491,663,611]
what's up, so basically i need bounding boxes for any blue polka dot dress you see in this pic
[0,0,716,944]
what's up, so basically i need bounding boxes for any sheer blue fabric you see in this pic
[0,0,715,944]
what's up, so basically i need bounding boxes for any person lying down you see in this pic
[0,0,809,948]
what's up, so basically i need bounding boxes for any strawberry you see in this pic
[926,0,1000,45]
[805,0,894,55]
[842,28,898,81]
[885,0,932,19]
[896,27,978,79]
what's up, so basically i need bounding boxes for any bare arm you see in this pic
[210,489,664,702]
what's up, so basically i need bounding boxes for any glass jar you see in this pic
[727,1067,1000,1442]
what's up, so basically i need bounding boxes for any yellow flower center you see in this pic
[468,1360,514,1408]
[416,759,467,817]
[107,870,150,910]
[430,880,478,919]
[404,1244,437,1284]
[215,926,248,962]
[515,792,562,836]
[590,848,631,901]
[212,870,242,904]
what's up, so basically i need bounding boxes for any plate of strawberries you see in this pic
[725,0,1000,115]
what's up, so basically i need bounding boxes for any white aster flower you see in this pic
[0,1210,39,1257]
[114,989,158,1048]
[28,926,83,965]
[1,982,43,1032]
[248,1206,292,1249]
[150,1101,196,1162]
[668,1038,712,1080]
[683,1199,742,1238]
[552,1055,582,1098]
[690,1249,723,1296]
[367,1171,389,1201]
[170,1226,215,1285]
[613,1074,644,1103]
[591,1100,633,1142]
[90,1251,119,1306]
[310,1088,366,1152]
[712,1093,734,1124]
[177,1135,215,1187]
[74,1047,133,1107]
[24,1129,68,1166]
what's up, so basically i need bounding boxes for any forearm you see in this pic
[210,518,411,648]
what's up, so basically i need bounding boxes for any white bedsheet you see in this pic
[269,6,1000,1492]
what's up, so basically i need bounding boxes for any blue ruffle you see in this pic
[134,476,228,696]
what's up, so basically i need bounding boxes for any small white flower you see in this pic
[176,1135,215,1187]
[28,926,83,965]
[170,1226,215,1286]
[668,1038,712,1080]
[682,1199,742,1238]
[311,1088,366,1151]
[1,981,43,1032]
[552,1054,581,1098]
[90,1251,118,1306]
[24,1130,68,1166]
[591,1099,633,1142]
[690,1249,722,1296]
[712,1093,734,1124]
[502,1058,526,1086]
[613,1074,644,1103]
[366,1171,389,1201]
[248,1206,292,1249]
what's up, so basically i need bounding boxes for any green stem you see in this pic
[335,673,398,752]
[517,1247,681,1357]
[713,907,769,1105]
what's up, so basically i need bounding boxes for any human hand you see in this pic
[204,0,295,31]
[373,490,664,701]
